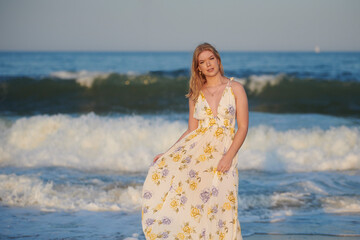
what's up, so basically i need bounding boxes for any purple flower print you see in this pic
[146,218,155,226]
[185,156,191,163]
[211,187,219,197]
[200,189,210,203]
[212,205,218,214]
[161,232,169,238]
[228,105,235,115]
[180,196,187,204]
[190,142,196,149]
[162,217,171,225]
[175,146,183,152]
[188,169,196,178]
[143,191,152,199]
[201,228,206,237]
[162,168,169,176]
[143,207,148,214]
[218,219,224,229]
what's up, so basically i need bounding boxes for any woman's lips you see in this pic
[207,68,214,72]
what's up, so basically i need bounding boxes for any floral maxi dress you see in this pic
[141,78,243,240]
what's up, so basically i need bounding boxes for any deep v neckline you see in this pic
[200,80,230,118]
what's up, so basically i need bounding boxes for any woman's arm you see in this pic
[153,98,199,162]
[216,81,249,171]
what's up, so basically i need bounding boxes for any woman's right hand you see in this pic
[153,153,164,163]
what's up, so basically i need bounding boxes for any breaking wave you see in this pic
[0,113,359,172]
[1,71,359,116]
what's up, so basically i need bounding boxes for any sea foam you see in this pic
[2,172,358,216]
[50,70,111,88]
[0,113,359,172]
[0,173,142,212]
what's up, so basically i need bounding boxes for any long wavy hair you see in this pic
[185,42,225,102]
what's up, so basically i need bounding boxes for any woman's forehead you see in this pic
[198,50,214,60]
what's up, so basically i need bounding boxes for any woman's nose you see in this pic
[206,61,211,66]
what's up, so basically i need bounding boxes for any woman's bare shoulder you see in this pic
[229,78,246,96]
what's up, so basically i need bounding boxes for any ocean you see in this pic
[0,51,359,239]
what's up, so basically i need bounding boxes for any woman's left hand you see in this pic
[216,155,233,173]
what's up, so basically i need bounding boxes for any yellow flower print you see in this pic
[170,199,179,209]
[230,127,235,135]
[215,127,224,137]
[155,203,163,211]
[176,186,182,194]
[228,192,236,204]
[198,154,207,162]
[183,225,191,234]
[185,133,197,141]
[223,202,231,210]
[206,107,212,116]
[189,181,198,190]
[201,127,208,134]
[204,145,214,154]
[224,119,229,127]
[145,227,152,238]
[209,118,216,126]
[191,206,200,218]
[157,159,165,168]
[219,232,225,240]
[173,153,181,162]
[201,93,205,100]
[196,126,207,134]
[177,232,185,240]
[152,172,160,182]
[150,233,157,240]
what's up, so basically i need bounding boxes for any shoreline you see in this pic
[245,234,360,240]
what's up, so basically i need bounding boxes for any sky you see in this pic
[0,0,359,52]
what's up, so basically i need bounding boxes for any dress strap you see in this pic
[227,77,233,86]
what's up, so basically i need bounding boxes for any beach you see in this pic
[0,51,359,239]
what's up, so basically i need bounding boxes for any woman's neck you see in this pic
[205,74,225,87]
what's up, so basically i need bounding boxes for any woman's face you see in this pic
[197,50,220,78]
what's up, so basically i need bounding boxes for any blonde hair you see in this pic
[185,42,225,102]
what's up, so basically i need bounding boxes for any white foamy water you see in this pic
[0,113,184,172]
[0,113,359,172]
[0,173,142,212]
[239,125,360,172]
[1,170,358,218]
[322,196,360,213]
[50,70,140,88]
[49,71,285,93]
[234,74,285,94]
[50,70,111,88]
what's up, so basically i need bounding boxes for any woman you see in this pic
[141,42,248,240]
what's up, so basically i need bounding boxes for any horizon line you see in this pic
[1,49,360,53]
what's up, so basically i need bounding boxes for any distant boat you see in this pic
[314,45,320,53]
